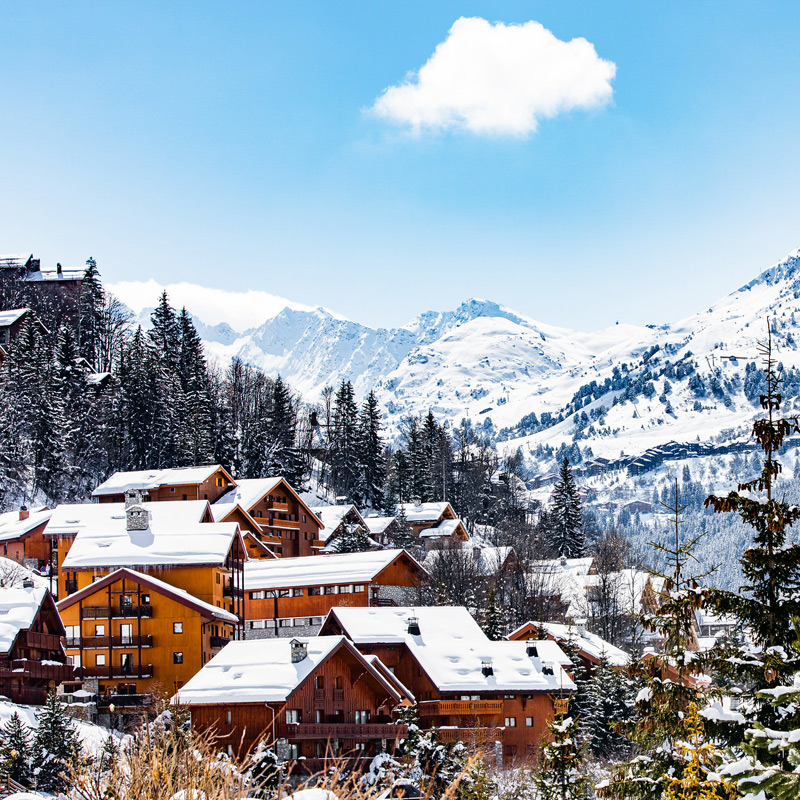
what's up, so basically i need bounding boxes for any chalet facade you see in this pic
[243,549,427,638]
[212,478,324,558]
[175,635,408,772]
[311,505,370,550]
[45,496,247,631]
[58,568,239,713]
[320,606,575,767]
[0,584,73,704]
[0,254,85,306]
[0,507,53,572]
[92,465,235,504]
[363,516,402,548]
[397,503,470,549]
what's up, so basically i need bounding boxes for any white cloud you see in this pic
[371,17,616,136]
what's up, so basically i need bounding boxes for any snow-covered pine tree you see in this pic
[531,712,589,800]
[177,307,214,466]
[481,584,505,640]
[0,712,33,787]
[77,256,105,369]
[358,390,386,510]
[329,380,361,501]
[34,689,81,793]
[548,458,585,558]
[703,323,800,752]
[265,375,303,485]
[332,523,373,553]
[598,481,711,799]
[390,504,419,554]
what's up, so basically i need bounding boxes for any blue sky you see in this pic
[2,2,800,330]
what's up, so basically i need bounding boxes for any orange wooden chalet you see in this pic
[321,606,576,767]
[92,465,235,504]
[243,549,428,638]
[174,635,410,773]
[0,507,54,572]
[211,478,324,558]
[0,582,73,704]
[45,494,246,630]
[58,568,239,712]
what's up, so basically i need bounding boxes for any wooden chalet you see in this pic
[310,504,370,550]
[363,516,402,548]
[0,308,49,367]
[243,549,427,638]
[58,568,239,712]
[0,583,73,704]
[397,503,470,549]
[321,606,575,767]
[175,635,409,772]
[508,621,630,677]
[45,495,247,632]
[92,465,235,504]
[211,477,324,558]
[0,507,53,572]
[0,254,85,306]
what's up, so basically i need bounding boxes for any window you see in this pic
[353,585,365,593]
[226,711,232,724]
[170,487,175,493]
[315,676,324,689]
[338,585,352,594]
[355,710,370,724]
[96,654,106,666]
[121,594,133,607]
[182,494,188,501]
[308,587,321,596]
[315,710,324,723]
[287,743,298,760]
[250,591,265,600]
[279,619,293,628]
[277,589,290,598]
[174,652,183,664]
[94,624,105,636]
[286,709,301,724]
[141,594,150,604]
[67,654,81,667]
[173,622,183,634]
[460,695,480,701]
[323,586,338,595]
[526,717,533,727]
[302,515,307,523]
[120,624,133,644]
[217,477,224,487]
[292,588,304,597]
[310,617,323,625]
[504,694,516,699]
[504,717,517,727]
[65,625,80,639]
[121,653,132,674]
[333,676,343,689]
[250,620,266,629]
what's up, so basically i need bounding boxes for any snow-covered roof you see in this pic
[364,654,415,702]
[419,518,465,539]
[0,308,30,327]
[514,621,630,667]
[0,508,52,543]
[26,265,85,282]
[48,501,241,569]
[0,254,31,269]
[397,502,453,523]
[173,635,401,705]
[310,505,364,542]
[325,606,574,694]
[0,557,50,590]
[92,465,227,497]
[0,585,49,654]
[363,516,397,535]
[58,568,239,624]
[244,549,422,591]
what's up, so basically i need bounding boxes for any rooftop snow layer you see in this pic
[397,502,452,523]
[244,548,418,591]
[363,516,397,535]
[0,308,30,327]
[0,585,48,654]
[517,621,630,667]
[213,477,286,518]
[92,465,225,497]
[0,508,52,543]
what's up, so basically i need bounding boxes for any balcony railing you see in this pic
[210,636,230,649]
[437,727,503,744]
[333,689,344,702]
[18,630,64,651]
[65,635,153,649]
[80,664,153,679]
[418,700,504,718]
[276,723,407,741]
[81,605,153,619]
[0,659,74,682]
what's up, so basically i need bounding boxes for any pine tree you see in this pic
[34,689,81,793]
[77,257,105,369]
[177,307,214,466]
[548,458,585,557]
[329,380,360,501]
[264,376,302,484]
[531,712,589,800]
[358,390,386,510]
[332,523,373,553]
[482,584,505,640]
[703,323,800,752]
[0,712,33,787]
[599,481,712,800]
[390,504,419,554]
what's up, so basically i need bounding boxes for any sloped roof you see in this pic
[324,606,574,694]
[0,508,52,543]
[48,501,241,569]
[397,502,453,523]
[510,621,630,667]
[92,465,229,497]
[363,516,397,536]
[244,548,424,591]
[0,308,30,327]
[0,255,31,269]
[25,266,85,282]
[57,567,239,623]
[419,518,468,539]
[213,478,321,529]
[173,635,402,705]
[310,505,365,542]
[0,585,50,654]
[423,545,513,576]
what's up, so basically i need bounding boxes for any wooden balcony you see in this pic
[418,700,504,718]
[0,659,74,682]
[210,636,230,649]
[81,605,153,619]
[437,727,504,744]
[66,635,153,649]
[17,630,64,651]
[80,664,153,679]
[276,723,407,741]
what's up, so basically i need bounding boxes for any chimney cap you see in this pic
[406,616,421,636]
[22,577,34,589]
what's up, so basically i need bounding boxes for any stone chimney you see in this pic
[290,639,308,663]
[124,489,144,509]
[125,491,149,532]
[19,506,29,521]
[575,618,588,637]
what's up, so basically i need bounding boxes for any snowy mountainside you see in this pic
[112,249,800,468]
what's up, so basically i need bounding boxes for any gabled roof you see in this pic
[92,465,232,497]
[244,548,426,591]
[0,254,32,270]
[323,606,575,694]
[173,635,403,705]
[0,508,52,543]
[48,501,242,569]
[213,477,322,530]
[419,518,469,540]
[0,585,55,654]
[509,621,630,667]
[364,654,415,703]
[363,516,398,536]
[310,505,366,542]
[25,265,85,282]
[0,308,31,327]
[242,531,279,559]
[57,567,239,624]
[397,502,454,523]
